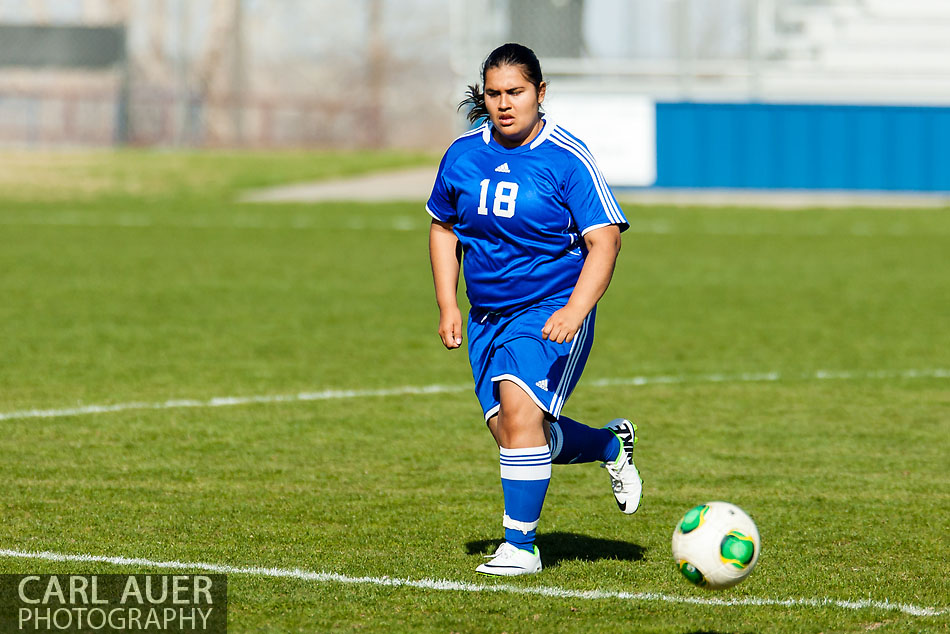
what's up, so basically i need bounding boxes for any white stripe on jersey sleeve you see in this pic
[550,129,624,225]
[549,128,625,226]
[550,126,617,195]
[580,222,612,236]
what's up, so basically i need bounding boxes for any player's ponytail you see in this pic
[459,83,488,124]
[458,43,544,124]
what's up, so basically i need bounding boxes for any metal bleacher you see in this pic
[451,0,950,106]
[764,0,950,103]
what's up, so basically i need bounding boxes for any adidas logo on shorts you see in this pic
[535,379,549,391]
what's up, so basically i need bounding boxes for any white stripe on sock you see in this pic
[499,446,551,481]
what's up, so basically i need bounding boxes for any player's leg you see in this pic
[542,306,643,514]
[600,418,642,514]
[548,415,641,514]
[477,380,548,576]
[542,305,618,465]
[487,379,547,448]
[548,415,619,464]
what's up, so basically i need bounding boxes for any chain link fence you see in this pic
[0,0,455,148]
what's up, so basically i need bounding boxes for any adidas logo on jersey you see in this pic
[495,163,511,173]
[535,379,549,391]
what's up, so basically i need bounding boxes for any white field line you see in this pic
[0,384,468,422]
[0,548,945,618]
[1,368,949,423]
[0,214,421,232]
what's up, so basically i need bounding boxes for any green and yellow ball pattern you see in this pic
[720,530,756,568]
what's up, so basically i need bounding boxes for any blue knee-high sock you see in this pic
[548,416,620,465]
[499,445,551,552]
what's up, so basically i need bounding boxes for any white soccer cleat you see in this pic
[603,418,642,514]
[475,542,542,576]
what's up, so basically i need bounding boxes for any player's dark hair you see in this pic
[459,43,544,124]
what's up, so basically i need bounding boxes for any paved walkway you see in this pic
[240,166,950,208]
[240,167,439,203]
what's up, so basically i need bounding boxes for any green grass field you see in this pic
[0,150,948,633]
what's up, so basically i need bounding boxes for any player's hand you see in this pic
[438,306,464,349]
[542,305,586,344]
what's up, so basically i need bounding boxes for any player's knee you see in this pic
[498,409,524,433]
[497,408,540,442]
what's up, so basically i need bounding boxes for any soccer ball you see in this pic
[671,501,760,590]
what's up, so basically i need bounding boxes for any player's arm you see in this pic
[542,224,621,344]
[429,219,464,349]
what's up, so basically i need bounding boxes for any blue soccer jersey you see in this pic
[427,117,628,314]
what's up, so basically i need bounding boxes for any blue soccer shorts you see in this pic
[467,299,596,422]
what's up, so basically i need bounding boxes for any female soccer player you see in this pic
[427,43,642,576]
